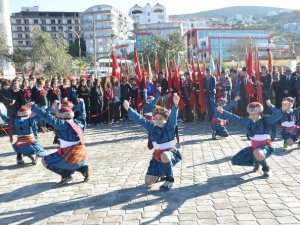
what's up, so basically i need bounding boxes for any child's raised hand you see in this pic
[173,93,180,107]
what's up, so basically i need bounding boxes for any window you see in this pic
[51,27,56,32]
[24,27,30,32]
[69,40,74,44]
[18,34,22,39]
[42,19,46,24]
[26,41,30,46]
[41,26,47,31]
[24,19,29,24]
[68,26,72,31]
[75,19,79,24]
[25,34,30,38]
[58,26,63,32]
[75,26,80,31]
[51,19,56,24]
[147,12,150,16]
[68,33,73,39]
[17,26,22,31]
[18,41,23,46]
[58,19,62,24]
[148,19,151,23]
[16,19,21,24]
[67,19,72,24]
[34,19,39,24]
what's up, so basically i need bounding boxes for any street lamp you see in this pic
[70,29,81,59]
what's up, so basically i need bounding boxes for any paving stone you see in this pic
[0,122,300,225]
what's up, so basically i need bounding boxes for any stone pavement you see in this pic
[1,121,300,225]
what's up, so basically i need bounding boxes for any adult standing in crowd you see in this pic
[204,68,216,120]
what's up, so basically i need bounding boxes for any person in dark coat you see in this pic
[90,79,103,124]
[77,79,91,124]
[0,80,18,118]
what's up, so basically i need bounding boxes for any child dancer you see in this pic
[0,105,46,165]
[217,101,288,176]
[28,99,90,184]
[123,93,182,191]
[211,96,240,139]
[277,97,300,148]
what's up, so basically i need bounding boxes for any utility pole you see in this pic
[93,14,97,78]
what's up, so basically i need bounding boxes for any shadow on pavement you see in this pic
[0,182,56,203]
[187,155,232,168]
[0,171,262,225]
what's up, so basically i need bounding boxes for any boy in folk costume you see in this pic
[276,97,300,148]
[123,94,182,191]
[0,105,46,165]
[27,99,90,185]
[143,87,161,149]
[217,101,289,177]
[211,96,240,140]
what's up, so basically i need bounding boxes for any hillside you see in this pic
[265,10,300,32]
[170,6,291,19]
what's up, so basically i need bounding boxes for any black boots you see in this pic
[77,165,91,182]
[159,176,174,191]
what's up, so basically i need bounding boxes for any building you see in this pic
[129,3,167,27]
[0,0,15,78]
[283,23,300,32]
[135,21,182,38]
[10,6,81,52]
[184,28,290,62]
[81,5,133,59]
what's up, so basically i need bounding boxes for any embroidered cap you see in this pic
[17,106,31,117]
[61,100,74,109]
[58,106,74,119]
[247,102,263,114]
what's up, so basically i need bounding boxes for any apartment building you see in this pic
[10,6,81,51]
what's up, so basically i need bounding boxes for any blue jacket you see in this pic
[32,102,86,142]
[128,105,178,144]
[213,100,238,119]
[204,75,216,96]
[0,113,39,137]
[222,108,283,138]
[143,91,161,114]
[279,107,300,124]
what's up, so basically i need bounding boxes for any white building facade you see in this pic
[10,6,81,52]
[81,5,133,59]
[129,3,167,27]
[0,0,15,78]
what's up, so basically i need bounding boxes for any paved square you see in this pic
[0,121,300,225]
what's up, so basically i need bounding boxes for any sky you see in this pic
[9,0,300,15]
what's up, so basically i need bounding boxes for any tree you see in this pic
[10,48,27,72]
[139,31,185,72]
[31,27,72,78]
[68,37,86,58]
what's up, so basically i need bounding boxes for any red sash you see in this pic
[57,143,88,164]
[282,125,298,135]
[251,139,271,150]
[15,136,35,147]
[153,147,176,161]
[211,117,226,126]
